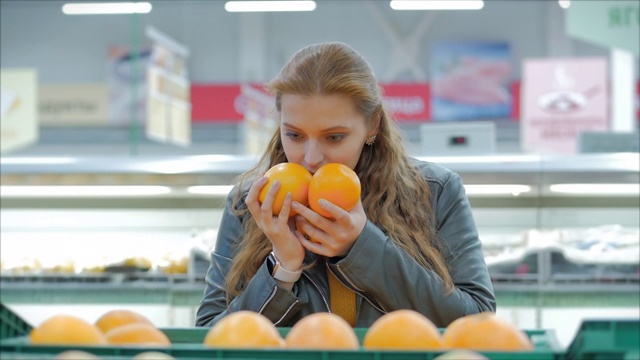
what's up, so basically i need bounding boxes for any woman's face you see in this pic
[280,94,373,174]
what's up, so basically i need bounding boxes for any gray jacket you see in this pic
[195,159,496,328]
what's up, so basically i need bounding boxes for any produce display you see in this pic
[1,301,638,359]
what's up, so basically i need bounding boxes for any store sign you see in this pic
[39,83,108,125]
[566,0,639,55]
[0,69,38,154]
[191,84,245,122]
[381,83,430,122]
[521,57,609,154]
[191,83,431,123]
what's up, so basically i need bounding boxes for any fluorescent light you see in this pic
[390,0,484,10]
[417,155,540,164]
[0,157,77,165]
[62,2,152,15]
[464,185,531,196]
[187,186,234,196]
[550,184,639,195]
[188,155,240,162]
[558,0,570,9]
[1,186,171,197]
[225,1,316,12]
[136,160,213,174]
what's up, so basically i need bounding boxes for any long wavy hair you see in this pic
[225,42,453,300]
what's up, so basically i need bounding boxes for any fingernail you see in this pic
[318,198,328,207]
[291,201,298,209]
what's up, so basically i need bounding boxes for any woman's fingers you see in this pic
[246,176,267,218]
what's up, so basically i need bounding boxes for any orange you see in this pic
[285,312,359,350]
[363,309,444,350]
[105,323,171,346]
[442,312,533,351]
[203,311,283,348]
[258,163,313,216]
[308,163,361,218]
[30,314,107,345]
[95,309,154,334]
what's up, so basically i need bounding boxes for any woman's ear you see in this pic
[368,114,382,138]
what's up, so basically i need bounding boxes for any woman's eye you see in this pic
[285,132,302,140]
[327,134,345,142]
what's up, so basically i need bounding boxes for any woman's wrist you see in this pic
[276,279,295,291]
[270,252,302,283]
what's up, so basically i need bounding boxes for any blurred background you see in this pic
[1,0,638,348]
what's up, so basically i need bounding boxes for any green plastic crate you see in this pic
[0,303,32,340]
[0,326,563,360]
[565,319,640,360]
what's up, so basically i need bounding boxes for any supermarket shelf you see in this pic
[1,153,637,176]
[0,274,638,308]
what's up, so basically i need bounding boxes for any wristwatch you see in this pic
[270,252,302,283]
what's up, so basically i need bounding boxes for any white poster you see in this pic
[107,45,151,126]
[1,69,38,153]
[521,58,609,154]
[145,27,191,147]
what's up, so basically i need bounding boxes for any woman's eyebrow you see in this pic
[282,122,350,132]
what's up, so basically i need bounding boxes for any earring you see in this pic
[365,135,377,146]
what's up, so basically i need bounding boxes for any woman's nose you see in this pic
[304,142,324,170]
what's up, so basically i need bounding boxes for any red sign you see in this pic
[191,83,244,122]
[191,83,432,123]
[379,83,430,122]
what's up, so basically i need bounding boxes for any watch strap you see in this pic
[270,252,302,283]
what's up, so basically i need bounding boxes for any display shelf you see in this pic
[1,152,637,177]
[1,274,638,308]
[1,153,638,312]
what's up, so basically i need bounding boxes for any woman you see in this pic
[196,42,495,328]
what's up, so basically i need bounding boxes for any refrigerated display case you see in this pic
[1,153,638,335]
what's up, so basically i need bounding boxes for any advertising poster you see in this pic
[146,43,191,146]
[430,41,512,121]
[107,45,151,126]
[145,26,191,147]
[0,69,38,153]
[521,57,609,154]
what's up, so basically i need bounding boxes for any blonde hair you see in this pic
[225,42,453,300]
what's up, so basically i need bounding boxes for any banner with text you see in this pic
[191,83,431,123]
[39,83,108,126]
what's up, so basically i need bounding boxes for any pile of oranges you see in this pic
[29,309,175,359]
[258,162,361,219]
[29,308,534,358]
[203,309,534,355]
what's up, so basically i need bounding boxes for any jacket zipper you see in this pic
[302,272,331,313]
[332,264,388,314]
[258,285,300,325]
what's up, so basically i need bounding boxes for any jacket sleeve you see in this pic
[195,188,301,327]
[331,170,496,327]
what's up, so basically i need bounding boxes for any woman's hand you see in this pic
[292,198,367,258]
[245,176,305,271]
